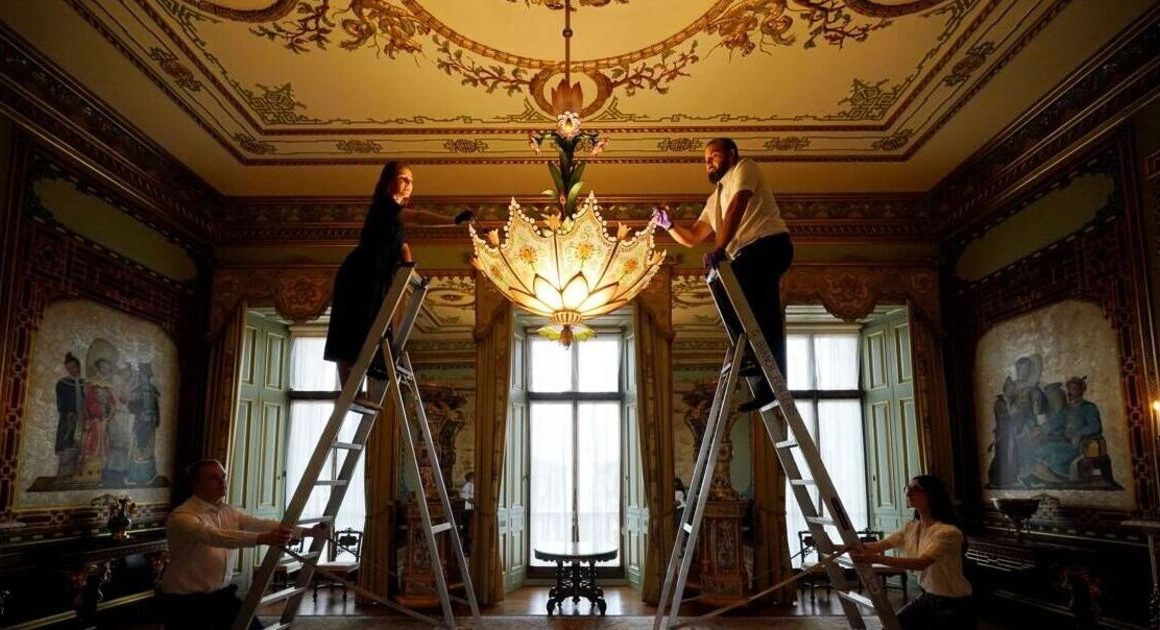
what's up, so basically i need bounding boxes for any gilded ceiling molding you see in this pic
[0,23,218,246]
[208,266,336,334]
[781,264,941,330]
[935,5,1160,239]
[177,0,297,22]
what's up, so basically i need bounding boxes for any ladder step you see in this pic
[754,400,781,413]
[315,480,349,487]
[836,590,875,609]
[789,479,817,486]
[262,623,292,630]
[774,439,798,450]
[281,551,319,565]
[396,366,415,381]
[350,400,382,416]
[431,522,453,535]
[260,586,309,606]
[805,516,836,527]
[682,523,693,533]
[297,516,334,525]
[332,441,364,451]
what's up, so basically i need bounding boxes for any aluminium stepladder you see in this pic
[234,263,482,630]
[652,261,900,630]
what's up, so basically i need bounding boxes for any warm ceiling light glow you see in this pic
[471,194,664,346]
[1152,400,1160,413]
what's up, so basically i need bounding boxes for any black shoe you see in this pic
[738,395,776,413]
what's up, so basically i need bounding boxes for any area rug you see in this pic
[287,615,881,629]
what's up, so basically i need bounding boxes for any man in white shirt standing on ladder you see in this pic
[653,137,794,411]
[157,459,329,629]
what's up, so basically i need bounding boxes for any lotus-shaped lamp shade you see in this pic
[471,193,665,346]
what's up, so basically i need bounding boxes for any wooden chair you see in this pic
[838,528,908,604]
[797,530,832,603]
[262,537,303,590]
[312,528,363,603]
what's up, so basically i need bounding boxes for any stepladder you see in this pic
[234,263,482,630]
[652,261,901,630]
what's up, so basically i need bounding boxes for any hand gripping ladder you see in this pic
[234,263,482,630]
[652,261,900,630]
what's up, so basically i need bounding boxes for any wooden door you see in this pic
[501,325,529,592]
[230,311,290,590]
[622,327,647,589]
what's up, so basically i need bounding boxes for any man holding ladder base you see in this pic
[232,263,481,630]
[652,139,901,629]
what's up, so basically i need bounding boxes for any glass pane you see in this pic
[818,400,867,537]
[784,401,817,568]
[290,337,338,391]
[287,402,365,559]
[786,335,812,390]
[814,334,859,390]
[577,402,620,563]
[578,338,620,392]
[530,338,573,392]
[530,401,573,566]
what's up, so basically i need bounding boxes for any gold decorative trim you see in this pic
[177,0,296,22]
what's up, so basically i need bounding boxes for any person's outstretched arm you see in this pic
[400,208,455,225]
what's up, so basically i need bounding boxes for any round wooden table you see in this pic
[532,543,617,616]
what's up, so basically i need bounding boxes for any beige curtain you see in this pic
[751,419,793,603]
[201,302,246,464]
[632,265,675,603]
[358,398,401,601]
[470,276,512,604]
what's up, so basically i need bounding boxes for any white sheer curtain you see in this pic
[530,401,573,566]
[526,335,623,567]
[577,402,620,562]
[784,333,867,568]
[287,336,367,559]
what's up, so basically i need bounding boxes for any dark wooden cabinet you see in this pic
[966,534,1150,627]
[0,528,166,628]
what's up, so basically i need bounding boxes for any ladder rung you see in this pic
[805,516,836,526]
[349,400,382,416]
[297,516,334,525]
[315,480,349,487]
[789,479,816,486]
[774,439,798,450]
[754,400,781,413]
[332,441,364,451]
[281,551,319,565]
[682,523,693,533]
[260,586,308,606]
[431,522,452,534]
[396,366,415,380]
[836,590,875,609]
[262,623,292,630]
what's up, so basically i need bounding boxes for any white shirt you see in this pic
[697,158,788,258]
[462,480,474,510]
[883,520,972,598]
[159,496,281,595]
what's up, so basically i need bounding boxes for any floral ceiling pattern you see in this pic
[3,0,1151,195]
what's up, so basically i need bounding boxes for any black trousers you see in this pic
[712,233,794,397]
[157,585,263,630]
[897,591,976,630]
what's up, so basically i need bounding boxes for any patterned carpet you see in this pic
[288,615,878,629]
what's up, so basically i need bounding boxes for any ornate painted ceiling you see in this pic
[0,1,1152,196]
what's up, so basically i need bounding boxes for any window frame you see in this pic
[525,328,626,578]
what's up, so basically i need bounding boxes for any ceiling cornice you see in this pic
[0,21,219,247]
[932,3,1160,242]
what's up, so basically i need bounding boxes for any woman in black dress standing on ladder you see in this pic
[324,162,472,389]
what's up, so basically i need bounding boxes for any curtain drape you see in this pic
[202,302,246,464]
[632,265,674,603]
[358,395,400,602]
[470,276,512,604]
[908,302,953,491]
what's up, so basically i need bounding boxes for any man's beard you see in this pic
[708,168,724,184]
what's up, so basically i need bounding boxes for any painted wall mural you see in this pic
[974,299,1133,509]
[16,300,179,510]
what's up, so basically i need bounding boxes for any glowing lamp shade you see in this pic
[471,192,665,346]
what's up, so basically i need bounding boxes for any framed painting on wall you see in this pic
[15,299,178,511]
[974,299,1134,509]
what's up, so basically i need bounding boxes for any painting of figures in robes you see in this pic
[16,300,177,510]
[975,299,1134,509]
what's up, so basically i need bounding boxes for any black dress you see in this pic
[324,197,405,376]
